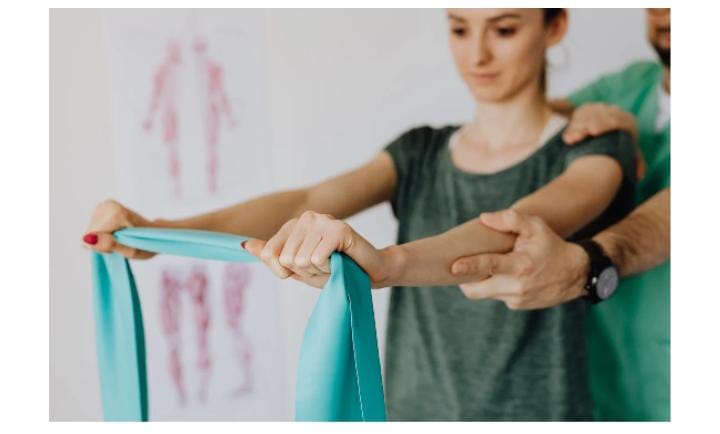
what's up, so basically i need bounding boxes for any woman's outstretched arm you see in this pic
[244,154,624,289]
[83,153,397,258]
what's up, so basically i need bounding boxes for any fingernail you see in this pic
[83,233,98,245]
[241,240,248,250]
[453,263,467,275]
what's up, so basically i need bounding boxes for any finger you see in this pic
[310,236,338,274]
[502,297,527,311]
[562,125,591,144]
[587,119,612,136]
[242,238,266,258]
[289,273,329,290]
[279,225,316,278]
[459,275,521,300]
[114,243,156,260]
[82,231,155,259]
[479,209,533,236]
[261,222,295,279]
[295,231,325,276]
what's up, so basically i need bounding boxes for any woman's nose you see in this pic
[470,33,492,66]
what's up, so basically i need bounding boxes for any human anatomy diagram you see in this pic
[144,37,236,197]
[159,263,254,406]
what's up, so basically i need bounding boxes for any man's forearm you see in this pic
[155,189,310,239]
[593,188,670,277]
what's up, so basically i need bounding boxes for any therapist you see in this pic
[450,8,671,421]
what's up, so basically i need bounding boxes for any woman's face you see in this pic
[447,8,566,103]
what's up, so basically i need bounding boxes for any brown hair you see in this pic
[540,8,565,92]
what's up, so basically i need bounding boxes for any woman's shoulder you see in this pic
[384,123,460,157]
[561,129,637,181]
[394,123,460,145]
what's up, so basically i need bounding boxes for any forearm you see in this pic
[593,188,670,277]
[155,189,310,239]
[378,217,515,288]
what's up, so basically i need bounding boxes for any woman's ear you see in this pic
[545,10,568,48]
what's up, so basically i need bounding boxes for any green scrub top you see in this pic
[569,61,670,421]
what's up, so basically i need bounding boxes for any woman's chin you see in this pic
[470,87,511,104]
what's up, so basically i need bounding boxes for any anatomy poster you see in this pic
[102,10,287,420]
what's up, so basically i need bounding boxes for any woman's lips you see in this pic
[469,72,500,84]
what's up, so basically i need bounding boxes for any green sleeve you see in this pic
[568,61,659,108]
[564,130,637,187]
[567,74,616,106]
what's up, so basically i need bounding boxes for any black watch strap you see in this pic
[576,239,614,304]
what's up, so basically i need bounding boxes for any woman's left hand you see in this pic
[243,211,389,289]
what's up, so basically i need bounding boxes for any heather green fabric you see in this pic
[382,125,635,420]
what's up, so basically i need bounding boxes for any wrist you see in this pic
[567,241,591,300]
[373,245,408,289]
[592,232,624,277]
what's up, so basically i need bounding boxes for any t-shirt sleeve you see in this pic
[564,130,637,187]
[382,126,429,219]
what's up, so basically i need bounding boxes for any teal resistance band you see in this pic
[90,227,386,421]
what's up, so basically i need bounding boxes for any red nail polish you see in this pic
[83,233,98,245]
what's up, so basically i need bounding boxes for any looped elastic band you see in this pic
[91,227,386,421]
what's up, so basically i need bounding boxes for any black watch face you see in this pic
[597,266,620,299]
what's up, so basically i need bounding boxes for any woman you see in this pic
[85,9,635,420]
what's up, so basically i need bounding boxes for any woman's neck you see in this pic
[464,84,553,152]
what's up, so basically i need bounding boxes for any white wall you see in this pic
[50,8,656,421]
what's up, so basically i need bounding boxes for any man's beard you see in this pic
[652,37,670,68]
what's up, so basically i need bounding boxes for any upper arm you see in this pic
[511,155,623,238]
[303,151,397,219]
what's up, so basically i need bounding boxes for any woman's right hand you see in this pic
[82,198,157,259]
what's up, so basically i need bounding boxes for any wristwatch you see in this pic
[576,239,620,304]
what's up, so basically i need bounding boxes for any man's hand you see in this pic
[561,102,645,179]
[450,209,590,310]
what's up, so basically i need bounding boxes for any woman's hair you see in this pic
[543,8,564,25]
[540,8,565,92]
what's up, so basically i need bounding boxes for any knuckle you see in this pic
[299,210,318,221]
[279,255,293,267]
[260,248,272,261]
[310,255,325,266]
[519,257,534,276]
[295,256,311,268]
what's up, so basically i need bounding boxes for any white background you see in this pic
[49,8,656,421]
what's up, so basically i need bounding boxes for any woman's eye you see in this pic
[496,27,517,37]
[451,27,467,37]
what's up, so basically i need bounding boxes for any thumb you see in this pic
[82,231,117,254]
[242,238,266,258]
[451,253,515,278]
[479,209,533,236]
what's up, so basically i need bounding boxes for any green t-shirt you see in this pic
[569,61,670,421]
[383,125,636,421]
